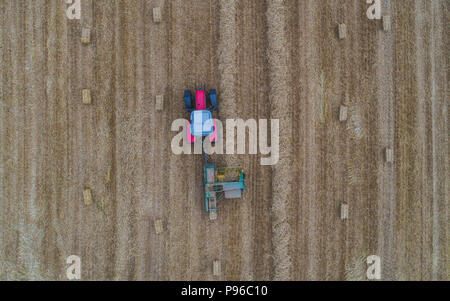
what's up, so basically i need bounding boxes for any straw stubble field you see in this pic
[0,0,447,280]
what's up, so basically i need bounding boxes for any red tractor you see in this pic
[184,88,218,143]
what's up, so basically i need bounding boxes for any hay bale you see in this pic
[341,203,349,220]
[338,24,347,39]
[339,105,348,122]
[209,211,217,221]
[81,28,91,44]
[153,7,161,23]
[213,260,221,276]
[385,148,393,163]
[154,219,163,234]
[156,95,164,111]
[382,15,391,32]
[83,188,93,205]
[82,89,91,104]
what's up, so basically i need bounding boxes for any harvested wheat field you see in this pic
[0,0,448,281]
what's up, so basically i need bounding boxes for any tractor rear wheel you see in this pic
[184,90,193,110]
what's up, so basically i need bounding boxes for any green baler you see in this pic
[203,164,245,220]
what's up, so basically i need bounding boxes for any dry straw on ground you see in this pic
[218,0,238,167]
[218,0,237,117]
[266,0,292,281]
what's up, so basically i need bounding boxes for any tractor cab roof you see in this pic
[190,110,214,136]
